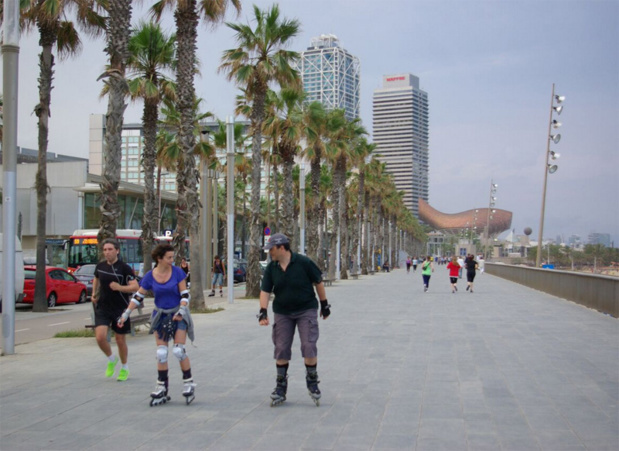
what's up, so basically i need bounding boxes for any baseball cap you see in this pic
[263,233,290,250]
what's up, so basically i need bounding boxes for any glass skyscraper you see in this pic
[373,74,429,218]
[298,34,360,121]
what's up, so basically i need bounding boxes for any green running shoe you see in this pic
[105,357,118,378]
[117,368,129,381]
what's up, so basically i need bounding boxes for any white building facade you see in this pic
[373,73,429,218]
[298,34,360,121]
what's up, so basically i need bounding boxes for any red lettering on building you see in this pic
[386,76,406,82]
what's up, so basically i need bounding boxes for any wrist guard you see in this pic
[320,300,331,319]
[180,289,190,306]
[257,308,268,322]
[130,292,144,307]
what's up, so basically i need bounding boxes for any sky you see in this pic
[3,0,618,245]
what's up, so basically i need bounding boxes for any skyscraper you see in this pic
[298,34,360,121]
[373,73,429,218]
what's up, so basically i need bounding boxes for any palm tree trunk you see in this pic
[328,159,343,280]
[99,0,132,245]
[306,152,321,265]
[141,98,158,274]
[174,0,204,308]
[280,146,294,243]
[246,88,266,298]
[33,38,55,313]
[273,161,280,233]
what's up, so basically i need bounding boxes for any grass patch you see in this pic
[191,307,224,314]
[54,329,95,338]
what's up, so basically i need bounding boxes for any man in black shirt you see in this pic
[92,239,139,381]
[258,233,331,406]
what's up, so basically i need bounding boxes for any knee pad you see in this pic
[173,343,188,362]
[156,345,168,363]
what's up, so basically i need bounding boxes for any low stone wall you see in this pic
[485,263,619,318]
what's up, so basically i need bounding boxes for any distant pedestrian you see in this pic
[446,256,461,293]
[92,238,139,381]
[478,256,485,274]
[406,256,412,273]
[457,256,465,278]
[208,255,225,297]
[465,254,479,292]
[421,256,434,292]
[180,257,190,285]
[118,243,196,406]
[258,233,331,407]
[412,257,419,272]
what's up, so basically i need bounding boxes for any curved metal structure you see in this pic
[418,199,512,235]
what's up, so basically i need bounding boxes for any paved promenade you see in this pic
[1,266,617,450]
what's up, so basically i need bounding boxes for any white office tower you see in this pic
[373,74,429,218]
[299,34,360,121]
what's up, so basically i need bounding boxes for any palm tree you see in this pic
[264,87,305,243]
[152,0,240,306]
[349,138,375,274]
[220,4,300,297]
[97,0,134,249]
[4,0,103,312]
[126,21,176,274]
[326,113,366,280]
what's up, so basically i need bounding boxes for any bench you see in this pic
[323,279,334,287]
[368,270,375,275]
[351,273,359,280]
[86,304,150,341]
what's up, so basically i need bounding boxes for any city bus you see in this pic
[67,229,144,273]
[67,229,189,275]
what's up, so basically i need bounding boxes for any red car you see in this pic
[23,266,88,307]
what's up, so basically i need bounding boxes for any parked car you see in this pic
[0,233,25,313]
[73,264,96,299]
[22,266,87,307]
[233,262,247,283]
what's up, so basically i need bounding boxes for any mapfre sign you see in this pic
[386,76,406,82]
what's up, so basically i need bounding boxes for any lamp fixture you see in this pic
[550,134,561,144]
[550,151,560,160]
[554,95,565,104]
[552,120,562,129]
[547,164,558,174]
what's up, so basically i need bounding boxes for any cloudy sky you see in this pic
[4,0,618,245]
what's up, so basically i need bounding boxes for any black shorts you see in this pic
[94,303,131,334]
[467,271,476,283]
[450,277,458,284]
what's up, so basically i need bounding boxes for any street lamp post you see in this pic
[226,116,235,304]
[485,181,497,259]
[299,164,306,255]
[199,130,211,292]
[536,83,564,267]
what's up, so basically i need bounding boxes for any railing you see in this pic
[485,263,619,318]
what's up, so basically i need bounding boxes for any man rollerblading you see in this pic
[259,233,331,407]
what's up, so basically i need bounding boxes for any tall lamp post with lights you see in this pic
[484,181,497,259]
[536,84,564,267]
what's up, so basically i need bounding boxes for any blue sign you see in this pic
[264,227,271,236]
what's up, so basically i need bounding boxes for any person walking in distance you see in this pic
[457,255,465,279]
[258,233,331,407]
[412,256,419,272]
[465,254,479,293]
[446,256,461,294]
[208,255,225,297]
[118,244,196,406]
[421,256,434,292]
[406,256,412,273]
[92,239,139,381]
